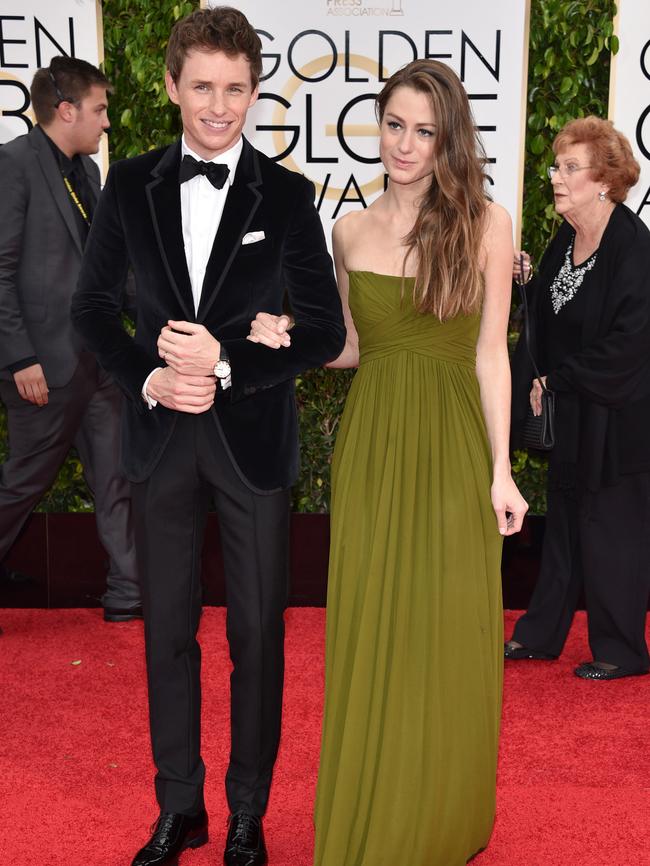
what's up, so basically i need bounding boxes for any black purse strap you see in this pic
[516,255,550,395]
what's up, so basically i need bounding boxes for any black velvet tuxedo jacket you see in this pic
[72,137,345,491]
[511,204,650,490]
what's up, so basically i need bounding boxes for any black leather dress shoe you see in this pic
[104,604,143,622]
[574,661,649,681]
[504,641,556,660]
[224,812,267,866]
[131,809,208,865]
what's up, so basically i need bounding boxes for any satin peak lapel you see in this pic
[197,139,263,322]
[146,141,195,322]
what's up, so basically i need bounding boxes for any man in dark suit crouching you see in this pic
[0,56,139,621]
[72,7,345,865]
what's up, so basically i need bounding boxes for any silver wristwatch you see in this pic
[213,358,231,379]
[213,345,231,386]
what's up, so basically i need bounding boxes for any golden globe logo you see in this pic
[630,39,650,217]
[252,25,501,219]
[258,52,386,214]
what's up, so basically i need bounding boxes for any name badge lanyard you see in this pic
[62,173,91,226]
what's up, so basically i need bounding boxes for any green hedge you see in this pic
[511,0,617,513]
[0,0,617,513]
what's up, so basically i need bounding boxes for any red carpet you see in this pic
[0,609,648,865]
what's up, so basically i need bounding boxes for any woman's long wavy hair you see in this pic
[376,60,490,320]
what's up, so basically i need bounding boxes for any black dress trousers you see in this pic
[0,351,138,606]
[131,411,290,816]
[512,472,650,671]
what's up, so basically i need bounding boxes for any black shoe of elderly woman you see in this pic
[574,661,649,681]
[504,640,557,661]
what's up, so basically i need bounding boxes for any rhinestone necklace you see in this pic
[550,237,597,314]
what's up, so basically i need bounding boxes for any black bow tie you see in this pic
[179,154,230,189]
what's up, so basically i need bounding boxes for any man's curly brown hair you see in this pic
[166,6,262,87]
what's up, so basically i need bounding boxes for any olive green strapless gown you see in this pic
[314,272,503,866]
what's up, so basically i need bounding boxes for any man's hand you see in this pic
[247,313,292,349]
[13,364,48,406]
[147,367,216,413]
[157,321,220,376]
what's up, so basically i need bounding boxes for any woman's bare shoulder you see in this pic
[484,201,513,239]
[478,201,514,272]
[332,209,376,267]
[333,208,371,242]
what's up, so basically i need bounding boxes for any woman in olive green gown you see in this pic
[249,59,527,866]
[314,268,509,865]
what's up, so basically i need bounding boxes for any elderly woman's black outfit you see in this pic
[510,203,650,675]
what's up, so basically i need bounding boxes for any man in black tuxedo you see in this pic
[72,7,345,866]
[0,56,139,621]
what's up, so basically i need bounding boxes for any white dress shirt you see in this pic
[181,135,242,313]
[143,135,243,407]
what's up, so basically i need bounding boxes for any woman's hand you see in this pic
[513,250,533,284]
[247,312,292,349]
[491,474,529,536]
[529,375,547,416]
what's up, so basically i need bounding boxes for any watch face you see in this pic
[214,360,231,378]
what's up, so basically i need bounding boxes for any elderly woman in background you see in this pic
[506,116,650,680]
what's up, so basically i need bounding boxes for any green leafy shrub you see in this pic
[521,0,618,263]
[293,369,355,512]
[102,0,195,160]
[511,450,549,516]
[510,0,617,512]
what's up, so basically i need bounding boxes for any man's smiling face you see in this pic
[165,49,258,159]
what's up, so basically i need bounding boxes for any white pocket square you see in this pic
[241,230,265,245]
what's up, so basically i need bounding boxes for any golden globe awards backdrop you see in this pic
[0,0,107,172]
[609,0,650,227]
[206,0,531,244]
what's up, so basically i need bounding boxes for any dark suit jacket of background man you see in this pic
[0,125,98,384]
[71,136,346,491]
[0,125,137,609]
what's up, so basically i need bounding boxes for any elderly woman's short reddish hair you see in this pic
[553,116,640,203]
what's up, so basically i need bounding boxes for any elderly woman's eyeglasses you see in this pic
[547,164,592,180]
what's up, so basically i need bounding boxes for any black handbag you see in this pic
[516,259,555,451]
[521,387,556,451]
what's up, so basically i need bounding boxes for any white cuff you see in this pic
[142,368,163,409]
[219,374,231,391]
